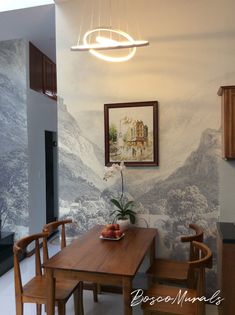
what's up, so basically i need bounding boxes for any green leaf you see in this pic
[116,213,125,220]
[110,210,119,217]
[125,210,136,216]
[124,201,134,210]
[110,198,123,210]
[123,210,136,224]
[129,213,136,224]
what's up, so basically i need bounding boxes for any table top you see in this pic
[44,225,157,277]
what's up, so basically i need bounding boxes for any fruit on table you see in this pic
[105,223,120,230]
[114,230,122,238]
[101,224,123,239]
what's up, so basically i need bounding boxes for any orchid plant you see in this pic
[103,161,136,224]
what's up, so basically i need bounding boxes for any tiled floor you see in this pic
[0,243,218,315]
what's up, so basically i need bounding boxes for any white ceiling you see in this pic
[0,0,54,13]
[0,4,56,61]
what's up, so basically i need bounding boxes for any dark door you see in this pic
[45,131,58,224]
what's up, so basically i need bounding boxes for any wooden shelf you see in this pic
[29,42,57,101]
[218,85,235,159]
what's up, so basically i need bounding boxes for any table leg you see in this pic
[149,237,156,266]
[123,277,132,315]
[74,281,84,315]
[46,269,55,315]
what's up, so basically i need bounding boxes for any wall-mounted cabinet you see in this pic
[218,86,235,159]
[29,42,57,100]
[217,222,235,315]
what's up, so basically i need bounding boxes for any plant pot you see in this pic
[117,218,130,232]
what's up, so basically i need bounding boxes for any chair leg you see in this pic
[97,283,101,294]
[15,298,23,315]
[36,304,41,315]
[74,282,84,315]
[58,302,66,315]
[93,283,98,302]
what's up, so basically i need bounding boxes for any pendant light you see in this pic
[71,0,149,62]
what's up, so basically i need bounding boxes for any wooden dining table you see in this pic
[44,224,157,315]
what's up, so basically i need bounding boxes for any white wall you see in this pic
[27,88,58,235]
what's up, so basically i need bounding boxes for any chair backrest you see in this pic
[42,219,72,262]
[13,232,49,296]
[187,241,213,294]
[181,224,204,261]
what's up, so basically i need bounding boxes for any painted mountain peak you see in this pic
[139,128,220,214]
[58,101,105,205]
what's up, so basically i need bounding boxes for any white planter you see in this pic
[117,218,130,232]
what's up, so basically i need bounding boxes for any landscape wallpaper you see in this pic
[58,91,220,295]
[56,0,235,296]
[0,39,29,239]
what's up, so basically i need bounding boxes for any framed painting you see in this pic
[104,101,159,166]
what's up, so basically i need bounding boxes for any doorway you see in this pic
[45,130,58,224]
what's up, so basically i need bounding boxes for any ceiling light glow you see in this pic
[71,28,149,62]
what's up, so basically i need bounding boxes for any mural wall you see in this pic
[56,0,235,295]
[0,39,29,238]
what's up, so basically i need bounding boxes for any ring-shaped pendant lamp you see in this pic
[71,28,149,62]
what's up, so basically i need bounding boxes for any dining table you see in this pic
[44,224,157,315]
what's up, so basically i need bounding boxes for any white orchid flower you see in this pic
[119,161,126,171]
[103,162,126,181]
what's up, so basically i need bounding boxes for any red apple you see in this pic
[115,230,123,238]
[105,223,120,230]
[107,230,116,238]
[101,229,110,238]
[106,224,115,230]
[113,224,120,230]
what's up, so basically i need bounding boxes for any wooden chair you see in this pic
[43,219,99,302]
[146,224,204,287]
[142,241,213,315]
[13,232,83,315]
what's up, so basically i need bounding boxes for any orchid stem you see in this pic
[120,170,124,204]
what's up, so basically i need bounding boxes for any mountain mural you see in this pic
[58,101,220,294]
[137,128,220,296]
[58,102,105,205]
[0,149,29,237]
[139,128,220,213]
[0,39,28,238]
[0,72,27,154]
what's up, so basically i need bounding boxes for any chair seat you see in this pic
[23,275,78,302]
[142,284,197,315]
[147,258,189,283]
